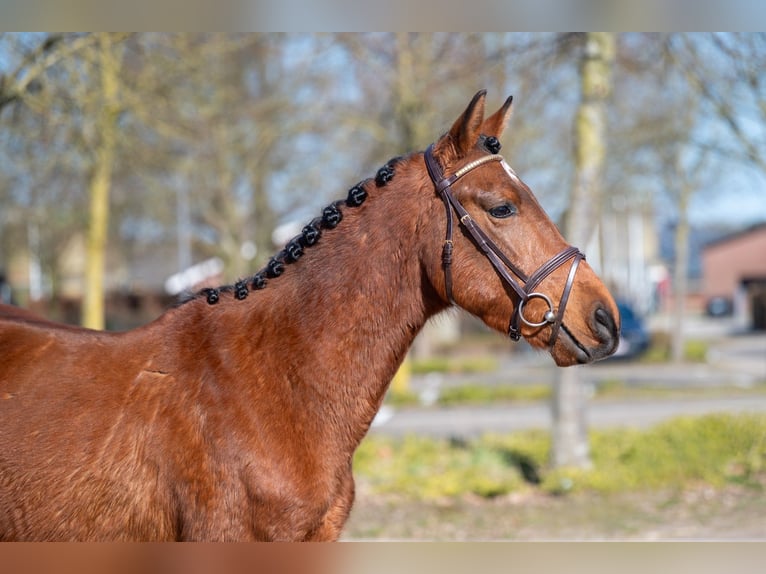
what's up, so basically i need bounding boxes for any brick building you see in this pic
[702,222,766,330]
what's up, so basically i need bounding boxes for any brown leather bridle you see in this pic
[424,144,585,347]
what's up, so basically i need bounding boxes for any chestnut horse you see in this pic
[0,91,619,541]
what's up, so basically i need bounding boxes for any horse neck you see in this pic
[187,160,446,448]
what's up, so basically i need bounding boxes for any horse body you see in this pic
[0,92,619,540]
[0,159,437,540]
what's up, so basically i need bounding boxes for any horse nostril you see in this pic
[595,307,610,326]
[594,306,618,341]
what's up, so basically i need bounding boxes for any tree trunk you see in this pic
[82,34,119,330]
[551,32,614,469]
[670,162,693,363]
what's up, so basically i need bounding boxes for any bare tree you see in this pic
[2,34,350,316]
[552,32,615,469]
[648,34,766,358]
[82,34,122,329]
[677,34,766,171]
[0,34,104,311]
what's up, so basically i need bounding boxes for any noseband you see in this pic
[424,144,585,346]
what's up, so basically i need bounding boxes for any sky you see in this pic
[688,167,766,228]
[1,32,764,236]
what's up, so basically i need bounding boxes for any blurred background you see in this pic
[1,33,765,539]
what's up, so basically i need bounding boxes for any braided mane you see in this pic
[188,156,403,306]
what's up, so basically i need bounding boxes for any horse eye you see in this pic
[488,203,517,219]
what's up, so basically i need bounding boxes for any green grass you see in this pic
[641,333,709,363]
[355,413,766,500]
[354,434,529,499]
[385,380,766,409]
[384,383,552,408]
[386,383,551,407]
[437,383,551,406]
[410,356,499,375]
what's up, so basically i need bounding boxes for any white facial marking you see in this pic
[500,160,520,184]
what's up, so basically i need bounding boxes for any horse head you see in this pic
[423,90,620,366]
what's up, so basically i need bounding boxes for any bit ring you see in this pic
[518,292,556,328]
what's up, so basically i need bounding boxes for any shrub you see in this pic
[354,434,527,499]
[642,331,708,363]
[355,414,766,499]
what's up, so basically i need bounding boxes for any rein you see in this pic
[424,144,584,347]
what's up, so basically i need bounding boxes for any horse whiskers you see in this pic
[199,159,401,306]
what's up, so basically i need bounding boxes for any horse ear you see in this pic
[480,95,514,139]
[445,90,487,158]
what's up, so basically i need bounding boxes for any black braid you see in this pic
[482,135,502,154]
[346,184,367,207]
[375,164,395,187]
[251,273,267,290]
[321,203,343,229]
[234,280,249,300]
[284,239,304,263]
[204,288,220,305]
[300,221,322,247]
[266,257,285,278]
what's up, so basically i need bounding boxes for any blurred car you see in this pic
[705,296,733,317]
[612,300,650,359]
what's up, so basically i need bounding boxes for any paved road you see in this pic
[413,331,766,390]
[370,330,766,437]
[370,395,766,437]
